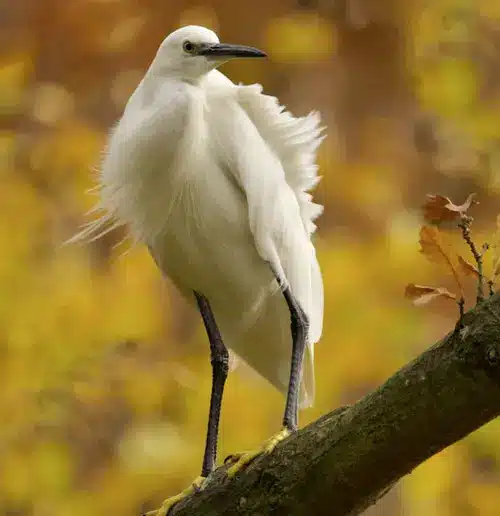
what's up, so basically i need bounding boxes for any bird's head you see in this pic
[152,26,266,81]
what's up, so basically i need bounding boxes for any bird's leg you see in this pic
[195,291,230,477]
[226,276,308,478]
[145,292,228,516]
[280,280,308,432]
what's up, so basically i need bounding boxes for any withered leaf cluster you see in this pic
[405,194,494,313]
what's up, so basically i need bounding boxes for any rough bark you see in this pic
[168,294,500,516]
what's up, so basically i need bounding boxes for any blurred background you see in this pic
[2,0,500,514]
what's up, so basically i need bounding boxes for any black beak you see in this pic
[199,43,266,59]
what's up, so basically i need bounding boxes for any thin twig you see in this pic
[458,297,465,319]
[459,215,484,303]
[480,243,495,297]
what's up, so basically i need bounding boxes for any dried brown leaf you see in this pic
[423,193,477,225]
[404,284,456,306]
[458,255,479,278]
[419,225,464,295]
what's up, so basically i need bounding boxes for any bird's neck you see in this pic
[147,61,206,87]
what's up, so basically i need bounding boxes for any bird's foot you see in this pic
[143,476,206,516]
[225,427,291,478]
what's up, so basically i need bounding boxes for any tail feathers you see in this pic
[215,285,316,410]
[230,343,315,409]
[299,344,315,408]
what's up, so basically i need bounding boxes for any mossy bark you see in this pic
[169,295,500,516]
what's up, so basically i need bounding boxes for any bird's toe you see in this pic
[226,427,291,478]
[144,476,206,516]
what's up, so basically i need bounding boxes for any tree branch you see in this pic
[168,294,500,516]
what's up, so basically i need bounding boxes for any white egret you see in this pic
[74,25,325,515]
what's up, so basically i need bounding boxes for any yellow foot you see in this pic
[226,427,291,478]
[143,476,206,516]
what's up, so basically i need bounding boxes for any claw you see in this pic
[145,476,206,516]
[224,452,243,465]
[226,427,291,478]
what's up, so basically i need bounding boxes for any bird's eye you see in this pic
[183,41,195,53]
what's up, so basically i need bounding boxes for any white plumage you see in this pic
[74,26,324,407]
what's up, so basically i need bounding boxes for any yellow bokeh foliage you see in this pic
[1,1,500,515]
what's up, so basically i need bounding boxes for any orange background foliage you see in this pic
[1,0,500,514]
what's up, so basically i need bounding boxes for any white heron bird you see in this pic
[74,25,324,515]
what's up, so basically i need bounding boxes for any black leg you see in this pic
[277,278,309,432]
[194,291,229,478]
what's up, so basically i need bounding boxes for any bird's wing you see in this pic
[236,83,325,234]
[209,75,324,403]
[224,80,324,345]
